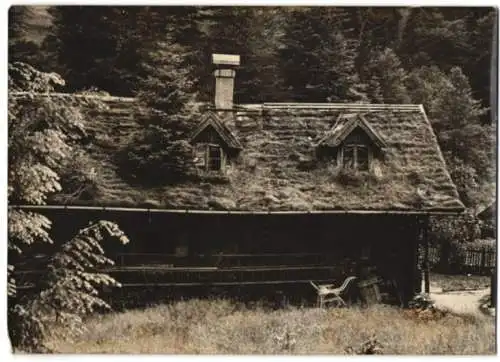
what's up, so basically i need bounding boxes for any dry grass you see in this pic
[45,299,495,354]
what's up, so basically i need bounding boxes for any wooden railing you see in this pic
[112,252,341,269]
[15,252,359,289]
[105,252,357,287]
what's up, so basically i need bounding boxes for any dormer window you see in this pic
[190,112,242,175]
[343,144,369,171]
[316,113,387,173]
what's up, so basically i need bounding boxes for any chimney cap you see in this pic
[212,54,240,66]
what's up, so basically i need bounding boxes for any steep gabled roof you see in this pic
[477,200,496,220]
[10,93,465,213]
[317,113,387,149]
[189,112,242,149]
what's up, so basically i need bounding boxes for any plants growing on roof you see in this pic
[123,129,197,185]
[334,167,367,187]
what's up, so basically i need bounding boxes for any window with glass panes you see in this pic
[208,145,222,171]
[343,145,369,171]
[194,143,225,172]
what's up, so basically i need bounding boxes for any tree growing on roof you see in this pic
[120,7,202,185]
[8,62,129,352]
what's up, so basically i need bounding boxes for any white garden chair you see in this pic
[310,276,358,308]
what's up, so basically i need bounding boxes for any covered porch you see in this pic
[32,207,428,305]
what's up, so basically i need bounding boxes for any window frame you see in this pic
[338,144,371,171]
[193,143,226,173]
[207,144,223,171]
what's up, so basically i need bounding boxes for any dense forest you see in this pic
[8,5,497,210]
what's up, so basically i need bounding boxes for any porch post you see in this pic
[412,217,422,295]
[422,216,430,294]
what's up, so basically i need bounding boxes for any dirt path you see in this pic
[430,286,493,317]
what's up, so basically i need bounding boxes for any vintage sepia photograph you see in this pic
[7,4,497,354]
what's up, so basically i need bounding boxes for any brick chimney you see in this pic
[212,53,240,110]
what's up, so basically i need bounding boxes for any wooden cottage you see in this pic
[14,54,465,304]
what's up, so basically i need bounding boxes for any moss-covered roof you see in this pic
[26,94,464,213]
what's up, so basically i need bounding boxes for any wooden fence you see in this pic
[427,245,496,275]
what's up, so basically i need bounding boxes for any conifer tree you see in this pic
[279,7,367,102]
[406,65,493,207]
[44,6,141,95]
[361,47,410,103]
[242,7,287,102]
[396,8,471,70]
[196,7,284,103]
[122,7,201,184]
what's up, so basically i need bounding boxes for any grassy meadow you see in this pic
[46,298,495,355]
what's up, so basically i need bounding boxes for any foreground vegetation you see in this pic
[45,299,495,354]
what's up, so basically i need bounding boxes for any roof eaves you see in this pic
[10,204,466,215]
[213,118,243,149]
[188,112,213,140]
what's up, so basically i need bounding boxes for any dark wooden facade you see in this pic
[17,209,424,305]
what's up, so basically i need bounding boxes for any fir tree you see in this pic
[44,6,141,95]
[196,7,284,103]
[279,7,367,102]
[121,7,201,184]
[407,65,493,207]
[396,8,471,70]
[361,47,410,103]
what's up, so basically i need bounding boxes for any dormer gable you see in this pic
[317,113,387,149]
[189,112,242,150]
